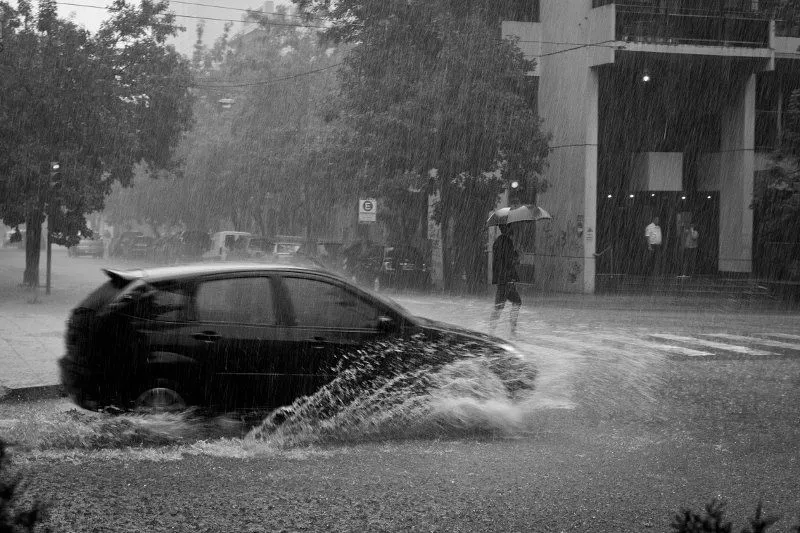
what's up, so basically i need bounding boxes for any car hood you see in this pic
[414,316,511,348]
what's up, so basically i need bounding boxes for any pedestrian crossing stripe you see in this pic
[648,334,774,356]
[755,333,800,342]
[590,333,713,357]
[700,333,800,351]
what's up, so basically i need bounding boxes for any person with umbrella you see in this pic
[489,224,522,335]
[486,204,551,336]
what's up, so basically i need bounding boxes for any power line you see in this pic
[539,40,619,57]
[192,62,341,88]
[57,2,325,28]
[167,0,322,22]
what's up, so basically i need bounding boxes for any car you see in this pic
[68,237,105,258]
[179,230,212,261]
[202,231,252,261]
[59,263,533,413]
[110,231,144,258]
[380,245,430,291]
[127,236,154,260]
[246,236,274,258]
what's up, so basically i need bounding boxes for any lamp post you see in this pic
[45,161,60,295]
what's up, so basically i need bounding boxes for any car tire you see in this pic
[133,380,187,413]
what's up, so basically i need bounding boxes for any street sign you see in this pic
[359,198,377,223]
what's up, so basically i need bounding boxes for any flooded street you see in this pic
[2,247,800,531]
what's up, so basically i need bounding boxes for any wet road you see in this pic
[2,247,800,531]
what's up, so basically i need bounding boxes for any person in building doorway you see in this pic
[682,223,699,276]
[645,216,663,283]
[489,224,521,336]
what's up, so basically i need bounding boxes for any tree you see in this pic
[0,0,193,286]
[293,0,550,290]
[174,7,348,240]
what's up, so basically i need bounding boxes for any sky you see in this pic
[13,0,294,56]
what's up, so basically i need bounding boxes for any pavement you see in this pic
[1,245,799,402]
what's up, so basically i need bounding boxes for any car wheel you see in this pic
[134,382,187,413]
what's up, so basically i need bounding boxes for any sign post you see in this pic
[358,198,377,223]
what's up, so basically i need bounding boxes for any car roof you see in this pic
[102,262,327,284]
[101,262,415,321]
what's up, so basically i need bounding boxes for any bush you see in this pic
[672,499,798,533]
[0,439,47,533]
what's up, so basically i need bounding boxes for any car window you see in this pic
[283,277,380,329]
[136,284,189,322]
[195,277,275,325]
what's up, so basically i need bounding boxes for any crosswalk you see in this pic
[526,331,800,361]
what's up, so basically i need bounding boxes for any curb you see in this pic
[0,384,66,404]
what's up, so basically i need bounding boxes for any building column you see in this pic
[718,73,755,273]
[583,67,599,293]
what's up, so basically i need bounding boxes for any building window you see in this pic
[500,0,540,23]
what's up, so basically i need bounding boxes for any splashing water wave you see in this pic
[249,336,540,446]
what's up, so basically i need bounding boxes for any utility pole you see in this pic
[46,161,60,295]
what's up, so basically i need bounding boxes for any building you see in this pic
[500,0,800,293]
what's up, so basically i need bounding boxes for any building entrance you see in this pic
[596,191,719,277]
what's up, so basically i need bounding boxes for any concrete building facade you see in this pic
[501,0,800,293]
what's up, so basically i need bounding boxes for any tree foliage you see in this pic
[108,7,349,239]
[294,0,550,289]
[0,0,193,285]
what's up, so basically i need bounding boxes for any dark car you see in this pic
[380,245,430,291]
[180,230,212,260]
[68,237,105,258]
[59,264,533,413]
[110,231,144,258]
[128,236,154,260]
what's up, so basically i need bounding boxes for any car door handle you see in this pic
[193,331,221,342]
[311,336,327,350]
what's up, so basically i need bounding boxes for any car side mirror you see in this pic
[377,316,396,334]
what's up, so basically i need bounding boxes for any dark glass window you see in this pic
[283,277,380,330]
[146,285,189,322]
[195,277,275,325]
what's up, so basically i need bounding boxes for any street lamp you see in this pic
[46,161,61,295]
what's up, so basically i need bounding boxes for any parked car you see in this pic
[151,234,183,264]
[68,237,105,258]
[203,231,252,261]
[59,263,533,413]
[380,245,430,291]
[246,236,274,258]
[110,231,143,258]
[342,242,384,286]
[127,236,154,260]
[180,230,212,261]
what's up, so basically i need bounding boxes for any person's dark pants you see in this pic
[490,282,521,334]
[683,247,698,276]
[645,245,662,289]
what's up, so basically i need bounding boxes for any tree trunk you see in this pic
[23,210,44,287]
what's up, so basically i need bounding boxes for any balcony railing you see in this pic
[594,1,771,47]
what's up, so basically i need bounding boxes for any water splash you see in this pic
[249,336,539,446]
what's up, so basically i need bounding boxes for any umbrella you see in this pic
[486,204,552,227]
